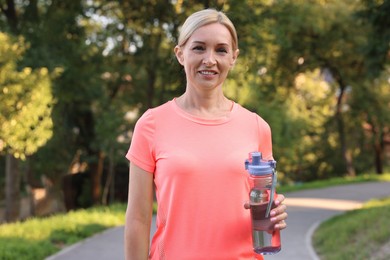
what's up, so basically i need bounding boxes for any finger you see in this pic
[244,202,251,210]
[274,194,285,206]
[274,219,287,230]
[270,203,287,217]
[271,212,288,223]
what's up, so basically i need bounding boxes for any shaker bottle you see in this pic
[245,151,281,255]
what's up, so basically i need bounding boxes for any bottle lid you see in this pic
[245,152,276,176]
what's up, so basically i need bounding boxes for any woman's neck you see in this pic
[176,91,233,118]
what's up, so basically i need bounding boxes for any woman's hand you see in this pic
[244,194,287,230]
[270,194,287,230]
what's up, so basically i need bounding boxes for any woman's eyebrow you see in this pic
[190,40,230,46]
[190,41,205,45]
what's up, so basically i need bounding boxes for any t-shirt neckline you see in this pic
[171,98,237,125]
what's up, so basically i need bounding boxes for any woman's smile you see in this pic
[198,69,218,80]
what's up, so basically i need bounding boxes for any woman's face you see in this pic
[175,23,239,92]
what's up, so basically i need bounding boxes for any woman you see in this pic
[125,8,287,260]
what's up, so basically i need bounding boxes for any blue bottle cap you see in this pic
[245,152,276,176]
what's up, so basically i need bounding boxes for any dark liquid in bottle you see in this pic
[250,201,276,231]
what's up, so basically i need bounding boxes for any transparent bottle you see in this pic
[245,152,281,255]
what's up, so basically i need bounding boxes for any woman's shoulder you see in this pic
[234,103,269,125]
[149,100,174,114]
[138,100,173,120]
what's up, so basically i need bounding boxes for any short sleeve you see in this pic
[256,115,273,161]
[125,109,156,173]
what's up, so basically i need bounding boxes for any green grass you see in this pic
[312,197,390,260]
[0,204,126,260]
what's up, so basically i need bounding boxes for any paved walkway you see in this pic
[46,181,390,260]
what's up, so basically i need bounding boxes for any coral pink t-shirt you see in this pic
[126,99,273,260]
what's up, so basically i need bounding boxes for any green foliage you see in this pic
[0,0,389,206]
[0,204,126,259]
[0,32,55,160]
[349,71,390,172]
[358,0,390,77]
[243,0,390,179]
[313,197,390,260]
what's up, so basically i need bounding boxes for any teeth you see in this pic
[200,71,216,75]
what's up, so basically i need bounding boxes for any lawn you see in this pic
[0,204,126,260]
[313,197,390,260]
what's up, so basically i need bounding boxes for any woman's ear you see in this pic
[174,45,184,65]
[231,49,240,67]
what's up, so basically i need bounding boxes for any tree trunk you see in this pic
[374,143,383,174]
[373,129,384,174]
[147,68,156,108]
[102,147,115,205]
[335,109,356,177]
[1,0,19,33]
[90,151,105,205]
[331,67,356,177]
[5,153,21,222]
[24,158,35,216]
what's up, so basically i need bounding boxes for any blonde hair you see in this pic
[178,9,238,51]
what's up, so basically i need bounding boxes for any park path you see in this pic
[46,181,390,260]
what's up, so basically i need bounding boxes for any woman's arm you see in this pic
[124,162,154,260]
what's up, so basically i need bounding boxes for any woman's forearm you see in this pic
[125,163,154,260]
[124,215,151,260]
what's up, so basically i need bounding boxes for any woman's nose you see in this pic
[203,51,216,66]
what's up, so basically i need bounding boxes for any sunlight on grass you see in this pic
[363,197,390,209]
[313,197,390,260]
[0,204,126,259]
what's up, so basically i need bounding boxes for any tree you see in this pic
[258,0,378,177]
[355,0,390,173]
[1,0,388,211]
[0,32,55,221]
[1,0,109,207]
[360,0,390,78]
[350,74,390,174]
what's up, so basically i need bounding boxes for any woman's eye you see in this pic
[192,46,205,51]
[217,48,228,53]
